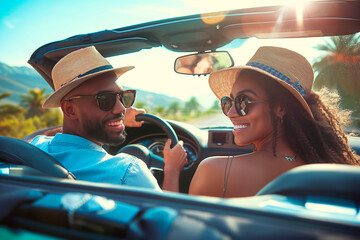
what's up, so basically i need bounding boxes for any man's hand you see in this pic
[163,139,187,174]
[162,139,187,192]
[124,107,145,127]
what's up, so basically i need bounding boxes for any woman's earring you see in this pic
[280,116,283,124]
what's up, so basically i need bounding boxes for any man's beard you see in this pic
[84,115,127,146]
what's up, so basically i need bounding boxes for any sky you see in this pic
[0,0,187,66]
[0,0,327,108]
[0,0,312,66]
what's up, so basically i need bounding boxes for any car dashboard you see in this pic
[105,119,253,193]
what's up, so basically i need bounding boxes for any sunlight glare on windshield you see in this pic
[183,0,317,14]
[296,1,305,28]
[285,0,313,29]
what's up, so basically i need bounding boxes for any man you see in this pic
[30,46,187,192]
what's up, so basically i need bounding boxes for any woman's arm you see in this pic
[189,157,226,197]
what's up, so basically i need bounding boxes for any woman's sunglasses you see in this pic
[66,90,136,111]
[221,94,268,116]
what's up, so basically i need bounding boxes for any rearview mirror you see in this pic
[174,51,234,75]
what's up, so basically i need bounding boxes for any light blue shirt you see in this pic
[30,133,161,192]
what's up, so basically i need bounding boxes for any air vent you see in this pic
[211,132,228,146]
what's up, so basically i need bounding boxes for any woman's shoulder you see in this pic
[200,152,257,168]
[194,153,260,181]
[189,153,259,197]
[199,155,228,167]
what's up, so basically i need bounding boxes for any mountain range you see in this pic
[0,62,184,108]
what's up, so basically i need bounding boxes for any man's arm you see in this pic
[162,139,187,192]
[124,107,187,192]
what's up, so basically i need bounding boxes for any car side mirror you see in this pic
[174,51,234,76]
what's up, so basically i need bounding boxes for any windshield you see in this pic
[0,0,359,137]
[109,34,360,134]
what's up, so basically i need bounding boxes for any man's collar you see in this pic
[52,133,105,152]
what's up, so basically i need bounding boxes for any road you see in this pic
[188,113,233,128]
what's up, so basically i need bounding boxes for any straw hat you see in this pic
[43,46,134,108]
[209,46,314,117]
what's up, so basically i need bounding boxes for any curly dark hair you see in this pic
[239,69,359,165]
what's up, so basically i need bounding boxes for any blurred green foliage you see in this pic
[0,89,62,139]
[1,89,221,139]
[135,97,221,122]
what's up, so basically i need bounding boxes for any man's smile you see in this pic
[105,118,124,131]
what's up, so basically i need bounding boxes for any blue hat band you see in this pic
[246,62,306,97]
[60,65,113,88]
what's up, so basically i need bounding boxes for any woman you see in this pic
[189,46,359,198]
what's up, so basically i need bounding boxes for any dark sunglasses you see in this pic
[221,94,268,116]
[66,90,136,111]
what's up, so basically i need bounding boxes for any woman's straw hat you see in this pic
[43,46,134,108]
[209,46,314,117]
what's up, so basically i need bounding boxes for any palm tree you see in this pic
[20,88,48,118]
[312,34,360,117]
[0,92,26,119]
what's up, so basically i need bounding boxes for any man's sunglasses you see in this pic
[221,94,268,116]
[66,90,136,111]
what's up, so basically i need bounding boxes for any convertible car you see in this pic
[1,1,360,239]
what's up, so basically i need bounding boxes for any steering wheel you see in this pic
[0,136,75,179]
[116,113,179,169]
